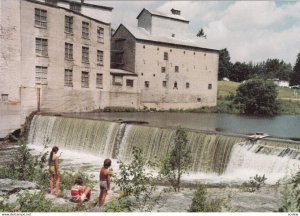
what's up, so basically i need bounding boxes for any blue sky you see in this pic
[89,1,300,65]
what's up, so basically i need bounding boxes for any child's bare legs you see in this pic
[80,186,91,201]
[99,188,107,208]
[55,174,60,195]
[50,174,55,194]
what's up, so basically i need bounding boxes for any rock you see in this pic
[0,178,38,195]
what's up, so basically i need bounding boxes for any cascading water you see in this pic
[28,115,300,183]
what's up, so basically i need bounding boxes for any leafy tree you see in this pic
[160,127,192,192]
[234,79,279,116]
[218,48,233,80]
[196,28,207,39]
[230,61,253,82]
[290,53,300,86]
[112,146,160,211]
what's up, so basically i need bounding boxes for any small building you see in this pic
[268,79,289,87]
[110,8,219,110]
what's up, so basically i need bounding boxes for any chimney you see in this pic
[81,0,84,3]
[171,8,181,15]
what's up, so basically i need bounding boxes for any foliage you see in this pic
[189,184,223,212]
[279,170,300,212]
[234,79,279,116]
[160,127,192,192]
[290,53,300,86]
[103,106,138,112]
[218,48,232,80]
[0,200,16,212]
[17,190,53,212]
[0,139,48,183]
[103,197,133,212]
[241,174,267,192]
[196,28,207,39]
[112,146,161,211]
[59,170,96,193]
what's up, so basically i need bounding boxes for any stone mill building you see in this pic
[0,1,219,137]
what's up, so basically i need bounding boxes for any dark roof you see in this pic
[59,0,113,11]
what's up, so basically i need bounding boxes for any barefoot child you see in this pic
[48,146,60,195]
[71,177,92,203]
[98,158,111,208]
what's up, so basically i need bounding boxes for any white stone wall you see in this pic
[0,0,22,101]
[151,16,189,39]
[135,41,218,109]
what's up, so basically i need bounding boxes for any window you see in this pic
[197,98,201,102]
[70,2,81,12]
[113,75,123,86]
[145,81,149,88]
[96,73,103,89]
[97,27,104,43]
[164,52,168,60]
[97,50,103,65]
[1,94,8,101]
[143,45,145,49]
[35,66,47,84]
[35,8,47,28]
[208,84,212,89]
[171,33,175,37]
[175,66,179,72]
[186,82,190,88]
[65,43,73,59]
[64,69,73,87]
[81,71,89,88]
[65,16,73,33]
[126,79,134,87]
[161,67,166,73]
[45,0,57,5]
[162,81,167,87]
[82,46,89,63]
[173,81,178,89]
[82,21,89,39]
[36,38,48,56]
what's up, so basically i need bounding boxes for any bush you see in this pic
[189,184,223,212]
[17,190,53,212]
[234,79,279,116]
[241,174,267,192]
[103,197,133,212]
[112,146,161,211]
[103,106,138,112]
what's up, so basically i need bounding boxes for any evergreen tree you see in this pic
[290,53,300,86]
[218,48,232,80]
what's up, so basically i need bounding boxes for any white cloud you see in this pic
[88,1,300,65]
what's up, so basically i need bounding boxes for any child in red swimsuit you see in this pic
[71,177,91,203]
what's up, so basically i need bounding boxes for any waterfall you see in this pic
[28,115,300,179]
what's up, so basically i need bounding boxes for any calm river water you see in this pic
[63,112,300,140]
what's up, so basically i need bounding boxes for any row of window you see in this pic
[35,8,104,42]
[35,66,103,89]
[143,47,206,57]
[144,81,212,90]
[161,66,179,73]
[36,38,104,64]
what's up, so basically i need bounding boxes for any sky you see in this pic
[87,1,300,65]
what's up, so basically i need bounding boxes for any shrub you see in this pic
[103,197,133,212]
[241,174,267,192]
[234,79,279,116]
[112,146,161,211]
[103,106,137,112]
[189,184,223,212]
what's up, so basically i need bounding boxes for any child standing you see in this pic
[98,158,111,208]
[48,146,60,195]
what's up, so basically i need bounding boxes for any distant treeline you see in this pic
[218,49,300,85]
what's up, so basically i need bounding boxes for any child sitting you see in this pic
[71,177,91,203]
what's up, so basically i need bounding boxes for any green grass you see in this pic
[217,81,300,115]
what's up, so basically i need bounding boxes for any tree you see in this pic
[196,28,207,39]
[290,53,300,86]
[218,48,232,80]
[230,61,252,82]
[234,79,279,116]
[160,127,192,192]
[112,146,160,211]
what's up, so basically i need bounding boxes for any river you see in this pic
[62,112,300,140]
